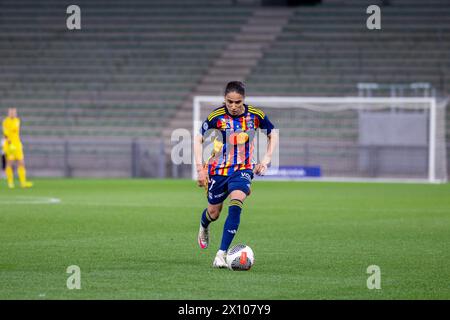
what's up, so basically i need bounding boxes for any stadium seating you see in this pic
[243,0,450,179]
[246,0,450,97]
[2,0,447,137]
[0,0,448,178]
[0,0,254,138]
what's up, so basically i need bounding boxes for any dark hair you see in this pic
[224,81,245,97]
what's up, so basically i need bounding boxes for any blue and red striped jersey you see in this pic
[200,104,275,176]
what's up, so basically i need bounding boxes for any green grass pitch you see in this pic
[0,178,449,299]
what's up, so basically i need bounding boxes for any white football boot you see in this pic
[212,250,227,268]
[198,224,209,249]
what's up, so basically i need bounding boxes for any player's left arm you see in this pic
[254,131,278,176]
[254,114,278,176]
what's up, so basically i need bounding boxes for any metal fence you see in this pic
[23,138,166,178]
[13,138,450,180]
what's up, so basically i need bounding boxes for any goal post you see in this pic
[193,96,448,184]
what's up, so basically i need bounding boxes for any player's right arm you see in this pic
[2,119,11,147]
[195,108,225,187]
[194,134,207,187]
[2,119,8,139]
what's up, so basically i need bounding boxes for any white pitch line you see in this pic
[0,197,61,205]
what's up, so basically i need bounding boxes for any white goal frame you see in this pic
[193,96,447,184]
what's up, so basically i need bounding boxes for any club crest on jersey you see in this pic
[217,119,230,130]
[245,114,255,129]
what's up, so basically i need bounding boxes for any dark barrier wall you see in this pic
[262,0,321,6]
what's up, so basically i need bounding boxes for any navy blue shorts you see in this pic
[207,169,254,205]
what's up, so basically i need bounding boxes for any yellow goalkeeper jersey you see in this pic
[2,117,22,146]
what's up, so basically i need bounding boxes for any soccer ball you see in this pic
[226,244,254,271]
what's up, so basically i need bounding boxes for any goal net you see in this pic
[193,96,448,183]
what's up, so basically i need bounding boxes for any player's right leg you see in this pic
[198,175,228,250]
[5,158,15,189]
[198,203,222,249]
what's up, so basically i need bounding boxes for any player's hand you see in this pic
[254,163,268,176]
[196,165,208,188]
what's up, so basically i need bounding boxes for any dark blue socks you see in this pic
[201,208,215,228]
[220,199,243,251]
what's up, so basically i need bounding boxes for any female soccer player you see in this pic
[2,108,33,188]
[194,81,278,268]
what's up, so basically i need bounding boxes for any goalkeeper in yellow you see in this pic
[2,108,33,188]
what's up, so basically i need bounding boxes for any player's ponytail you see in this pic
[224,81,245,97]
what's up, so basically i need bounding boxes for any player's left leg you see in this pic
[17,158,33,188]
[218,190,246,252]
[213,170,253,268]
[15,143,32,188]
[213,191,247,268]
